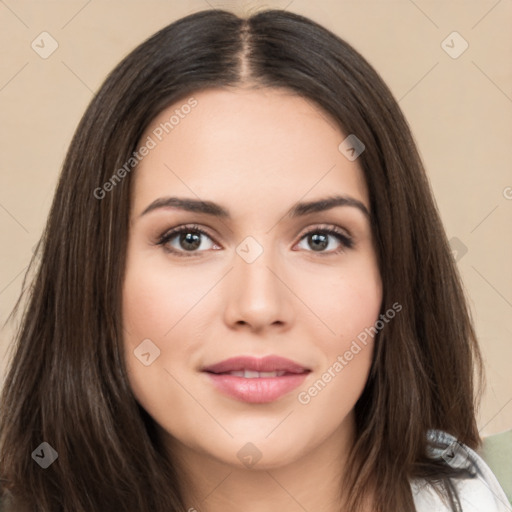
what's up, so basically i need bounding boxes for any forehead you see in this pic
[131,87,369,218]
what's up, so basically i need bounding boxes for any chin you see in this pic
[216,432,309,470]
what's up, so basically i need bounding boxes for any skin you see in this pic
[123,86,382,512]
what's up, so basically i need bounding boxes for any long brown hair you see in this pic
[0,8,484,511]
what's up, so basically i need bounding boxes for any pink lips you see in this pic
[202,355,310,403]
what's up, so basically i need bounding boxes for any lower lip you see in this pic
[203,372,309,403]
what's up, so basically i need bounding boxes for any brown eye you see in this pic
[296,226,353,254]
[157,225,219,257]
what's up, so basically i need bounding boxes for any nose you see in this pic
[223,246,295,333]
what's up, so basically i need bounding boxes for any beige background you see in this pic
[0,0,511,436]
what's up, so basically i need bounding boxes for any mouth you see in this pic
[211,369,290,378]
[201,355,311,403]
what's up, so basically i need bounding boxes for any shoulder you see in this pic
[411,429,512,512]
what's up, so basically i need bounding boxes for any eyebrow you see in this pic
[138,194,370,220]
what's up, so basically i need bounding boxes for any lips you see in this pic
[201,355,311,403]
[202,355,310,375]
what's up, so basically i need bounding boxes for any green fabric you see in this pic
[479,429,512,505]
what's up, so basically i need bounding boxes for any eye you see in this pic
[156,224,220,257]
[295,225,353,254]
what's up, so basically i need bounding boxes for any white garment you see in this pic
[412,430,511,511]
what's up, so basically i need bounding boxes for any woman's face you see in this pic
[123,87,382,469]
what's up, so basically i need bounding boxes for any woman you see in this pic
[0,8,509,512]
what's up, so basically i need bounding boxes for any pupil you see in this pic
[310,233,328,251]
[181,232,201,250]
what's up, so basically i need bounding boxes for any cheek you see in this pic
[300,254,382,348]
[121,254,219,421]
[121,267,191,436]
[295,284,381,429]
[295,255,382,403]
[122,255,214,340]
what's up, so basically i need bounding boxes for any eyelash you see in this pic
[156,223,354,258]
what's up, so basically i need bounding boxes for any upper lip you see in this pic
[202,355,310,374]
